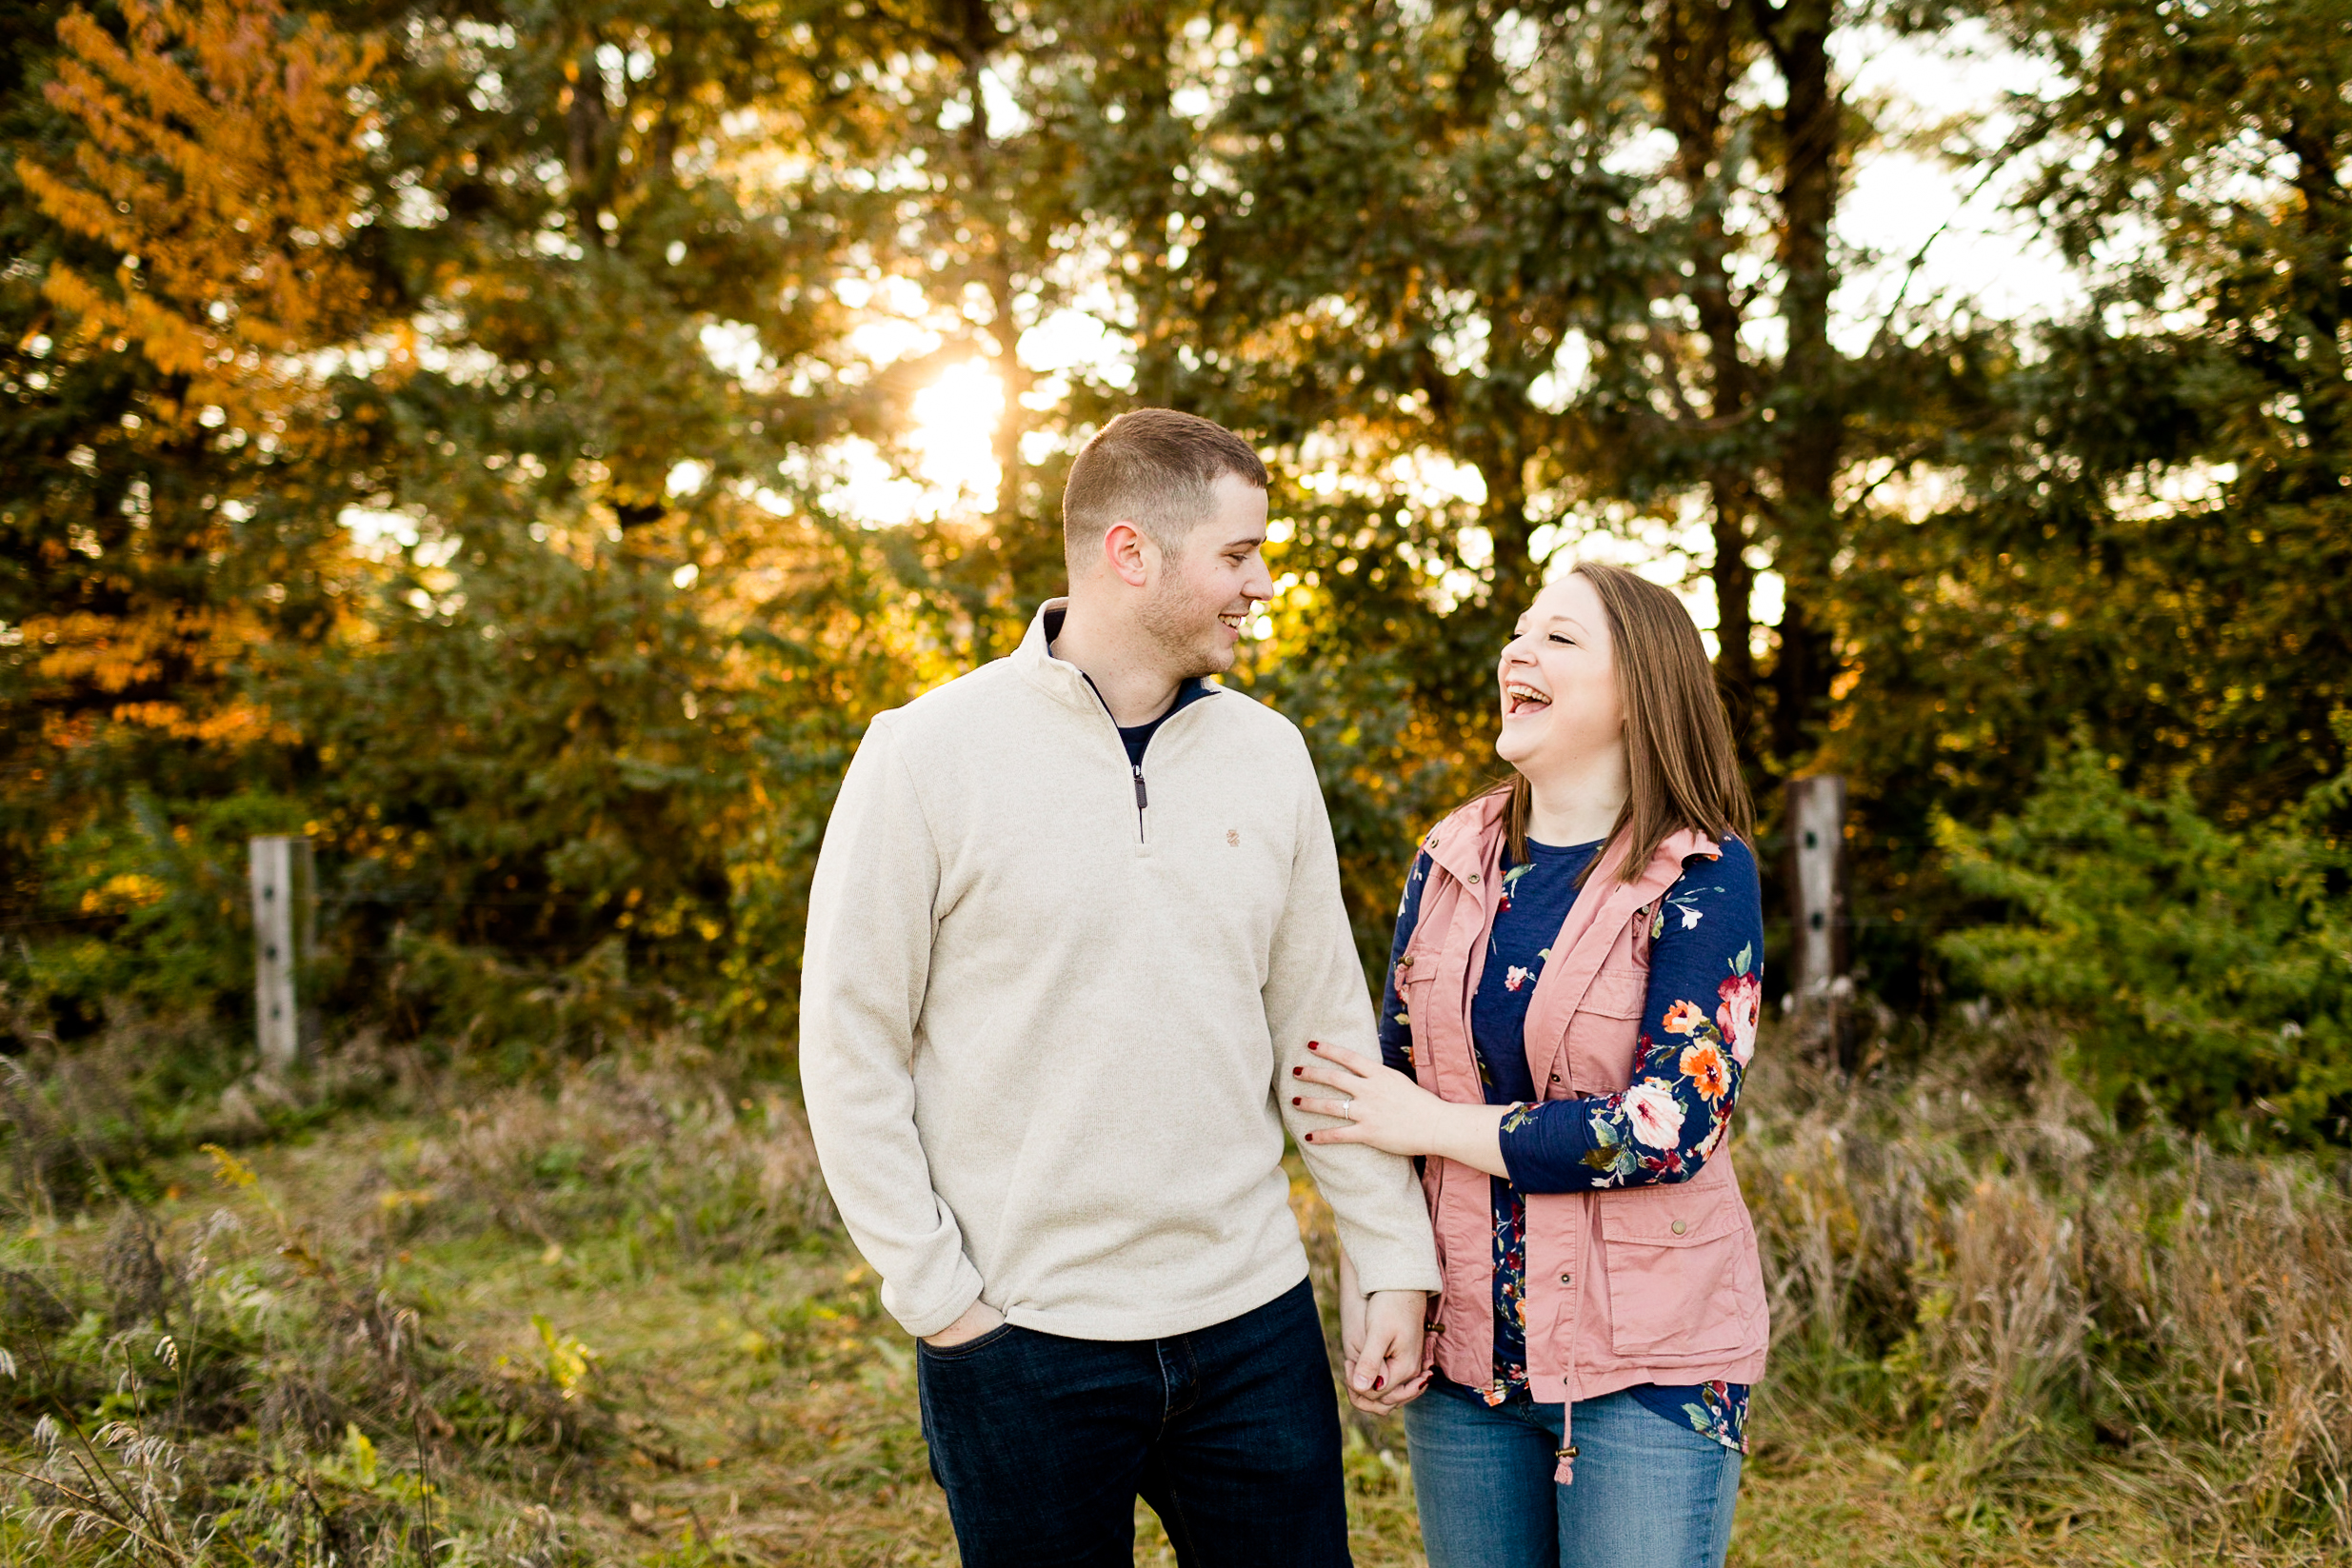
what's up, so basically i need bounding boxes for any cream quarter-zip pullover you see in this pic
[799,600,1440,1340]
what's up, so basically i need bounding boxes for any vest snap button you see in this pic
[1670,1219,1688,1236]
[1558,1272,1571,1284]
[1466,873,1481,884]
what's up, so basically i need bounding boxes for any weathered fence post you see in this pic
[1785,775,1850,1064]
[249,835,316,1071]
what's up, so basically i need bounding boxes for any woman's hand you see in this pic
[1338,1256,1429,1414]
[1350,1290,1432,1413]
[1291,1041,1513,1180]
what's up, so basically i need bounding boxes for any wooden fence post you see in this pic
[249,836,316,1071]
[1785,772,1848,1021]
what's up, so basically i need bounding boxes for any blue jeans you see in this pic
[915,1279,1349,1567]
[1402,1379,1742,1568]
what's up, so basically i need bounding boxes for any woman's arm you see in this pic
[1491,840,1765,1193]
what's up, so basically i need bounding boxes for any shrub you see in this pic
[1934,743,2352,1143]
[2,790,318,1047]
[0,1145,610,1565]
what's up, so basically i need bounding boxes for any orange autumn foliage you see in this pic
[12,0,380,755]
[17,0,382,430]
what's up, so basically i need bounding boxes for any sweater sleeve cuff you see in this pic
[883,1255,987,1340]
[1342,1239,1443,1296]
[1354,1267,1443,1296]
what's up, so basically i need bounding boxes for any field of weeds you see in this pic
[0,1020,2345,1566]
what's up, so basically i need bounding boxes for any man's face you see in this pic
[1136,472,1275,678]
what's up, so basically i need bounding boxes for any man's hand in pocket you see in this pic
[923,1300,1006,1348]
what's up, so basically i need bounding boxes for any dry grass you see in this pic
[1745,1015,2352,1558]
[0,1019,2344,1564]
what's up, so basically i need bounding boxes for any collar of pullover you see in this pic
[1014,597,1225,720]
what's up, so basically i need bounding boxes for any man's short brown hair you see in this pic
[1062,408,1268,567]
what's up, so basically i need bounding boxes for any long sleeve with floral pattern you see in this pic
[1376,837,1764,1194]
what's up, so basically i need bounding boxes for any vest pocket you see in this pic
[1579,967,1648,1018]
[1562,967,1647,1094]
[1597,1170,1751,1361]
[1400,968,1456,1090]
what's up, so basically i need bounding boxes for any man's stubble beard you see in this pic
[1135,569,1230,680]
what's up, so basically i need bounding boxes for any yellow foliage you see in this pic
[530,1315,599,1400]
[78,872,167,913]
[200,1142,259,1189]
[17,0,384,429]
[7,0,383,784]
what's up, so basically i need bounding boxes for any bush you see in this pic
[0,1146,608,1566]
[2,790,316,1046]
[1933,742,2352,1143]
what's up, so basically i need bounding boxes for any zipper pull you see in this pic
[1133,766,1148,810]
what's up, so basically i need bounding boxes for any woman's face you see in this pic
[1495,571,1624,775]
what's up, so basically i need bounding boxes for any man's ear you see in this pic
[1102,521,1155,588]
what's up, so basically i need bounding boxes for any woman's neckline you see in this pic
[1521,834,1605,855]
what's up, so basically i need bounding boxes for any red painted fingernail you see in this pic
[1290,1096,1301,1106]
[1308,1041,1321,1050]
[1373,1376,1385,1390]
[1291,1065,1302,1077]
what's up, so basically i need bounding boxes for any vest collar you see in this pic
[1421,789,1510,888]
[1423,789,1723,892]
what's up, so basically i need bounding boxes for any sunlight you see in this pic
[814,359,1007,527]
[906,359,1005,510]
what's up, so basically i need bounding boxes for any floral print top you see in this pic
[1379,834,1764,1451]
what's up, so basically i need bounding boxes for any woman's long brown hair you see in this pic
[1498,562,1754,883]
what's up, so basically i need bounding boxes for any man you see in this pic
[800,408,1439,1565]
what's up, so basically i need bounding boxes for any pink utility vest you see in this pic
[1398,792,1769,1482]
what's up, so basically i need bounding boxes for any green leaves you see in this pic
[1938,743,2352,1143]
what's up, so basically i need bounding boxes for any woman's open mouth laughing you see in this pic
[1503,680,1551,716]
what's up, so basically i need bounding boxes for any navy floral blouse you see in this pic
[1380,833,1764,1453]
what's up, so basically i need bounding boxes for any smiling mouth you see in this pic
[1503,681,1551,716]
[1217,612,1247,634]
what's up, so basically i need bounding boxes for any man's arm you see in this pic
[798,715,987,1340]
[1264,740,1442,1299]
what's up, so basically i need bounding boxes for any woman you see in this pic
[1304,562,1768,1568]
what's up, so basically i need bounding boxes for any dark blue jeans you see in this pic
[915,1279,1350,1567]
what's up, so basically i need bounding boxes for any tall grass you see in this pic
[0,1012,2344,1562]
[0,1032,835,1565]
[1745,1011,2352,1553]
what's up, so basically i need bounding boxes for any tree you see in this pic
[1819,0,2352,975]
[2,0,389,1032]
[891,0,1993,960]
[6,0,381,808]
